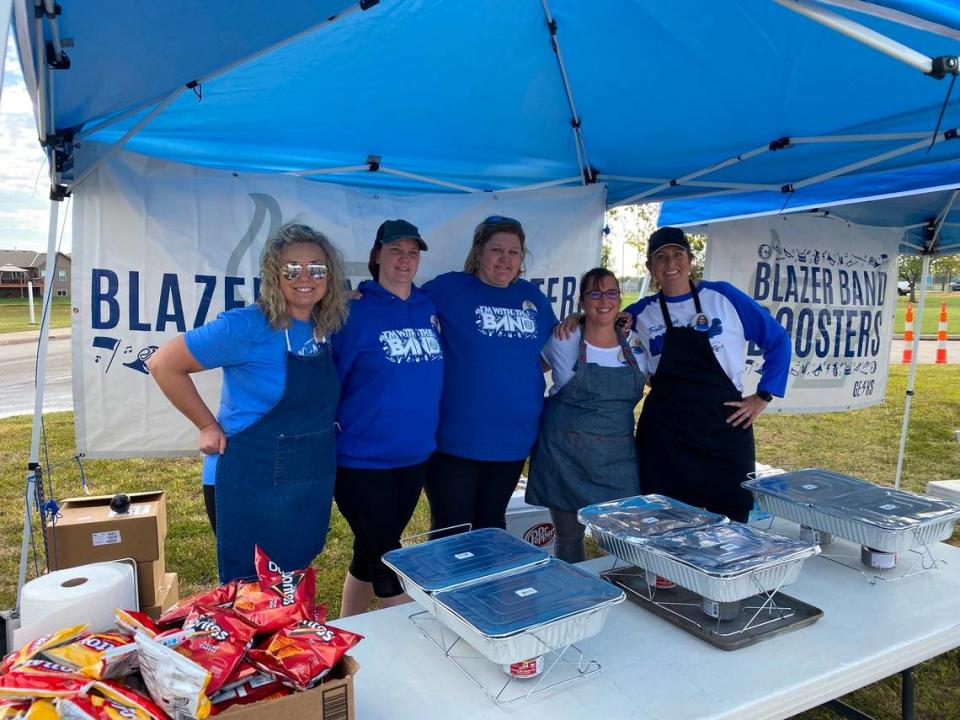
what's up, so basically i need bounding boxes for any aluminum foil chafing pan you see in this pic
[431,559,625,665]
[637,524,819,603]
[743,469,960,553]
[578,494,727,567]
[382,528,550,610]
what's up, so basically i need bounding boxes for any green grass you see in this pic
[1,366,958,718]
[0,297,73,334]
[620,291,960,336]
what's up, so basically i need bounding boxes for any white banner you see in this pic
[704,214,902,413]
[72,151,605,458]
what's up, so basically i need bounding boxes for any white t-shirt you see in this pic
[542,327,644,395]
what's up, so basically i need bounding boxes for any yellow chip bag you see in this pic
[43,634,136,680]
[23,700,57,720]
[0,626,87,675]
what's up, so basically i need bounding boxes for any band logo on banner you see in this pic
[704,215,902,413]
[73,151,605,458]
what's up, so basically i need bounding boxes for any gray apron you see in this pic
[526,331,645,512]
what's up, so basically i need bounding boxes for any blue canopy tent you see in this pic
[5,0,960,609]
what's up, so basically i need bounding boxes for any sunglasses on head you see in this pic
[281,262,328,281]
[482,215,521,227]
[585,289,621,301]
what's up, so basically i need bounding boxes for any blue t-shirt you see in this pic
[184,304,323,485]
[422,272,558,461]
[330,281,444,469]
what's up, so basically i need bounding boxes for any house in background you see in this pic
[0,250,72,299]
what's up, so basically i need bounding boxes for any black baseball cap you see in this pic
[375,219,428,250]
[647,226,691,257]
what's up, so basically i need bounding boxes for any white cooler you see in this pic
[505,488,555,553]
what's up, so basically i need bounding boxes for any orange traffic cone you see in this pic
[936,302,948,364]
[902,303,913,364]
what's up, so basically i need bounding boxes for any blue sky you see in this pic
[0,32,71,253]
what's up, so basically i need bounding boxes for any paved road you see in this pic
[0,338,72,419]
[0,337,956,420]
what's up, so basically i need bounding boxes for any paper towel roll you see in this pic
[19,562,137,642]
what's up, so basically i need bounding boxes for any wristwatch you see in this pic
[757,390,773,402]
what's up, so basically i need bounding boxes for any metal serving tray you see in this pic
[743,469,960,553]
[431,559,625,665]
[636,524,819,603]
[579,494,727,568]
[382,528,550,610]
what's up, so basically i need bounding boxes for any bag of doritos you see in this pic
[174,607,258,695]
[43,633,136,680]
[246,619,361,691]
[232,547,316,634]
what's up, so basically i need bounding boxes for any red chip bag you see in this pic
[216,659,265,695]
[113,610,161,639]
[0,698,30,720]
[92,680,166,720]
[232,547,316,633]
[158,581,238,628]
[0,670,92,699]
[210,674,292,714]
[246,619,362,691]
[174,607,257,694]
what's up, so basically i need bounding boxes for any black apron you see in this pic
[637,282,754,522]
[215,330,339,582]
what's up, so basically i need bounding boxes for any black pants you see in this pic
[424,451,525,536]
[203,484,217,534]
[334,461,428,598]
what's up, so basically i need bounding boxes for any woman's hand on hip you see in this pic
[199,422,227,455]
[724,394,770,429]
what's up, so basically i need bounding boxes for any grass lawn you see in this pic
[0,297,73,334]
[0,366,958,718]
[621,291,960,336]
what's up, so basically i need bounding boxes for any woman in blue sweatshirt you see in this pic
[330,219,443,616]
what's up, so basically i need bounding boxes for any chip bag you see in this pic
[232,547,316,633]
[158,581,238,628]
[210,674,292,714]
[22,700,57,720]
[0,698,30,719]
[246,619,362,691]
[134,634,212,720]
[0,626,87,675]
[43,633,136,680]
[92,680,166,720]
[113,610,161,639]
[0,670,92,699]
[173,607,257,695]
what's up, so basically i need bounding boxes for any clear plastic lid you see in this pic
[648,523,818,577]
[742,468,869,507]
[433,559,624,638]
[831,486,960,529]
[578,494,726,543]
[381,528,549,592]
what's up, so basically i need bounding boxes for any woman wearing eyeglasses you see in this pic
[421,216,558,535]
[330,220,443,616]
[526,268,645,562]
[149,223,348,582]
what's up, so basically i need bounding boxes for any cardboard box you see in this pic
[217,656,358,720]
[136,558,166,606]
[141,572,178,619]
[45,491,167,568]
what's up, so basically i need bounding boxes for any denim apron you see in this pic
[215,329,339,581]
[636,282,754,522]
[527,331,644,512]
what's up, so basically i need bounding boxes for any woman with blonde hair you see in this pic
[150,223,348,581]
[422,216,557,534]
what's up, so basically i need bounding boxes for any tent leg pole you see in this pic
[15,198,61,613]
[893,254,930,491]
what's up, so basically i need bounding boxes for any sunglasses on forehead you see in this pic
[482,215,521,227]
[281,262,328,281]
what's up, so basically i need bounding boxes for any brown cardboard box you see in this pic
[141,572,178,619]
[45,491,167,568]
[216,656,358,720]
[136,558,166,606]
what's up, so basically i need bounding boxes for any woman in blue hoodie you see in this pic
[330,219,443,616]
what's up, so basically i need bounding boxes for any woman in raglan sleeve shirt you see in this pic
[627,227,791,522]
[421,216,558,534]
